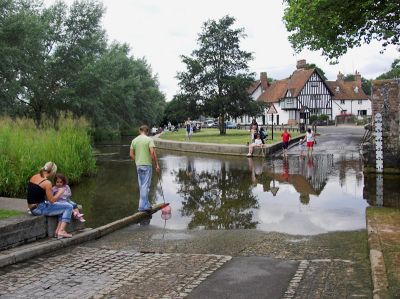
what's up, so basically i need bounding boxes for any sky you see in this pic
[45,0,399,101]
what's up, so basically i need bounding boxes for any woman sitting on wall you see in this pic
[27,162,73,239]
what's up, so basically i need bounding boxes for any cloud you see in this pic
[44,0,399,100]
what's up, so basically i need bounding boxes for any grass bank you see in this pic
[0,209,23,220]
[160,128,301,144]
[0,117,96,197]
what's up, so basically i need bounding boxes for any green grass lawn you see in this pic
[0,209,23,220]
[160,128,302,144]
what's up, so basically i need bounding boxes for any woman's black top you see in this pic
[27,179,47,204]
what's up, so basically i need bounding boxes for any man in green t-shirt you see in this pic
[129,125,160,212]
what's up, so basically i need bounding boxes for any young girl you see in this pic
[52,173,85,222]
[246,133,263,157]
[302,128,316,156]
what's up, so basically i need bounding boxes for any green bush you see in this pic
[309,115,318,124]
[0,116,96,197]
[318,114,329,121]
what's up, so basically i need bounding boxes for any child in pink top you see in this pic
[52,173,85,222]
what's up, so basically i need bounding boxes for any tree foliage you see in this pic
[163,94,201,125]
[176,15,263,134]
[283,0,400,60]
[0,0,165,137]
[376,58,400,80]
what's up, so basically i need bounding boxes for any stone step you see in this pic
[0,208,85,251]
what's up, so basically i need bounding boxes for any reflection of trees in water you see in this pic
[174,163,259,230]
[336,154,363,188]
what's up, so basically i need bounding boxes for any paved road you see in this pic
[287,125,365,157]
[0,125,372,298]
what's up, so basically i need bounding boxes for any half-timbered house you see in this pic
[254,60,333,125]
[232,59,370,126]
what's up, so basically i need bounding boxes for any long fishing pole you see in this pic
[157,170,166,204]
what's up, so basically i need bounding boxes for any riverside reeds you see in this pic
[0,117,96,197]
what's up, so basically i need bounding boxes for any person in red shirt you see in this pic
[281,128,291,158]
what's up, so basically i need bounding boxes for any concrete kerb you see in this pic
[0,211,152,269]
[366,207,389,299]
[153,135,305,157]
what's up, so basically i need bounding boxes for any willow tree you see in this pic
[177,15,259,135]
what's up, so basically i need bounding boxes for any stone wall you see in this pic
[366,80,400,171]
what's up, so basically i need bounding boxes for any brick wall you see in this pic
[369,80,400,170]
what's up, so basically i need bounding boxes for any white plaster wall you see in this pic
[264,105,289,125]
[332,99,371,116]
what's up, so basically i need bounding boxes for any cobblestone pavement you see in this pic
[0,246,230,299]
[85,226,373,298]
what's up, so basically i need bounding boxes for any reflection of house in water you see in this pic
[262,155,334,204]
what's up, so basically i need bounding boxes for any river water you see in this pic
[71,133,391,235]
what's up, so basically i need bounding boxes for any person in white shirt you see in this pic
[302,128,316,156]
[246,133,263,157]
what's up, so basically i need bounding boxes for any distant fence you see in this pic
[238,124,300,133]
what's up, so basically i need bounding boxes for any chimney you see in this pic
[354,70,362,87]
[260,72,269,91]
[337,71,344,82]
[296,59,306,69]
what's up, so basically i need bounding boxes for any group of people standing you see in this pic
[246,118,316,158]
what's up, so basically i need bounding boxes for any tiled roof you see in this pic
[257,80,288,103]
[256,68,315,103]
[286,69,315,97]
[326,80,369,100]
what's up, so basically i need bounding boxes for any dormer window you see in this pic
[335,86,340,93]
[354,86,359,93]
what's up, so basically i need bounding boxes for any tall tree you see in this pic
[0,0,107,126]
[163,94,201,125]
[283,0,400,60]
[73,43,165,133]
[0,0,166,136]
[177,15,262,135]
[376,58,400,80]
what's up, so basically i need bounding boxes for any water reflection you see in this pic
[174,158,259,229]
[363,173,400,209]
[72,145,374,235]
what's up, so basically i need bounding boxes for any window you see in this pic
[358,100,362,104]
[286,98,293,105]
[358,110,367,116]
[311,82,319,87]
[340,100,345,104]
